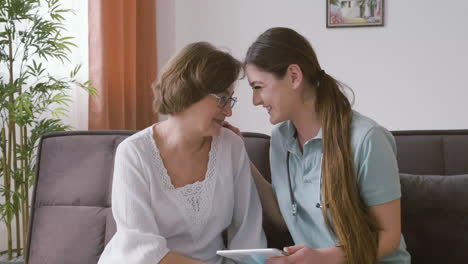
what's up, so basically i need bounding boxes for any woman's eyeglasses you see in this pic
[210,93,238,109]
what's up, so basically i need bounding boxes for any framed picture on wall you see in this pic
[327,0,384,28]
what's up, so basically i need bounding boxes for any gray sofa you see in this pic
[25,130,468,264]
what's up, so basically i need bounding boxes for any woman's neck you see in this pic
[155,118,208,154]
[291,97,321,146]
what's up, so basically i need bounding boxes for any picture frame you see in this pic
[327,0,384,28]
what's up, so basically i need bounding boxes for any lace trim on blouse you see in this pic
[146,127,219,238]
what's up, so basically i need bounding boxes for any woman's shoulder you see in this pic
[351,111,380,133]
[116,126,154,154]
[219,127,245,149]
[350,111,396,153]
[215,128,248,170]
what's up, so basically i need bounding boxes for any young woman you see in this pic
[98,42,266,264]
[242,27,411,264]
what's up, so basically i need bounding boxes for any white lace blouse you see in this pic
[98,126,266,264]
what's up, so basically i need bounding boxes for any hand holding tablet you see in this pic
[216,248,286,264]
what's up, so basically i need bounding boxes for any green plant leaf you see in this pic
[0,1,95,254]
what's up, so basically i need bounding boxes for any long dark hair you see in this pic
[245,27,379,264]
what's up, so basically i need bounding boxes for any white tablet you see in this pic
[216,248,286,263]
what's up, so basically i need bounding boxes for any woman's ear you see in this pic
[287,64,303,90]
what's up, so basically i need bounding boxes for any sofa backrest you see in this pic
[26,131,132,264]
[26,130,468,264]
[393,130,468,175]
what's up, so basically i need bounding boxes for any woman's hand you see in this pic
[222,121,242,137]
[265,245,345,264]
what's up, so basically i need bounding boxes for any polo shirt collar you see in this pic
[278,121,322,155]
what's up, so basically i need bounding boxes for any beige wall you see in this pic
[159,0,468,134]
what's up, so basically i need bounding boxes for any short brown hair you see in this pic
[153,42,241,114]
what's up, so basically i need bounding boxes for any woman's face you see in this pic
[185,84,235,137]
[245,64,297,125]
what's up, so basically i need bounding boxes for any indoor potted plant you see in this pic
[0,0,96,262]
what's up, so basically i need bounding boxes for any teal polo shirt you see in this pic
[270,111,411,263]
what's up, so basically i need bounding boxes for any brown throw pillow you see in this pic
[399,173,468,264]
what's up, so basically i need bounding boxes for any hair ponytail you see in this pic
[317,72,379,264]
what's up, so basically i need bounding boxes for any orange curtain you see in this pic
[88,0,158,130]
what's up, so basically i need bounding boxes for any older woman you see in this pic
[98,42,266,264]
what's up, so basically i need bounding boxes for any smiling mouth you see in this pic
[264,106,272,114]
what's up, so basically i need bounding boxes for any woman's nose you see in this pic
[252,91,262,106]
[222,105,232,117]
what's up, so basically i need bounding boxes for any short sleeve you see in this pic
[98,141,169,264]
[357,127,402,206]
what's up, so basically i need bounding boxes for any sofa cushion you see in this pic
[28,206,109,264]
[400,173,468,264]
